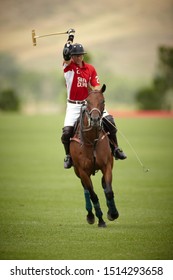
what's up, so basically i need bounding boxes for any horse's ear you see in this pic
[101,84,106,93]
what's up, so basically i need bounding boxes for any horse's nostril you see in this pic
[91,116,100,126]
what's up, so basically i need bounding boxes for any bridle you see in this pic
[81,106,103,132]
[79,101,105,175]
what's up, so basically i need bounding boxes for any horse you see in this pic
[70,84,119,227]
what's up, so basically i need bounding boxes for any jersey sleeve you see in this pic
[89,65,100,87]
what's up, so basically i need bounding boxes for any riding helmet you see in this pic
[70,43,87,55]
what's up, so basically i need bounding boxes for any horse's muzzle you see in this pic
[90,114,101,128]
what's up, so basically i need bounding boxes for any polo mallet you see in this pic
[32,28,75,46]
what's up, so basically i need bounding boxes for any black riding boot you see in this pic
[61,126,74,168]
[102,115,127,160]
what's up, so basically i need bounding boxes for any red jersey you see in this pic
[63,61,100,101]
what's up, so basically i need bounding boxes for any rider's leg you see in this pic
[62,102,81,169]
[61,126,74,168]
[102,115,127,160]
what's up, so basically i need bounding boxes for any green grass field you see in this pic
[0,113,173,260]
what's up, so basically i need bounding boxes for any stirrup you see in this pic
[114,148,127,160]
[64,155,73,169]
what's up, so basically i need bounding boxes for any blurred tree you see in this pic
[157,46,173,87]
[135,45,173,110]
[135,86,166,110]
[84,52,92,63]
[0,53,21,90]
[0,89,20,111]
[0,52,62,107]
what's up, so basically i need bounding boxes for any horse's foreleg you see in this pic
[102,175,119,221]
[81,173,106,227]
[91,193,106,227]
[84,189,95,224]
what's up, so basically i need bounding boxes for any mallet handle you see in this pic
[35,31,68,39]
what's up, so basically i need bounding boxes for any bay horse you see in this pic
[70,84,119,227]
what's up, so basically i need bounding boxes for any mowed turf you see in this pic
[0,113,172,260]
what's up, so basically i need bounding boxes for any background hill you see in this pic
[0,0,173,110]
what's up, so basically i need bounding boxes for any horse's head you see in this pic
[85,84,106,128]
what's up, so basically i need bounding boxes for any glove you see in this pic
[63,43,72,61]
[63,29,75,60]
[67,34,74,43]
[67,28,75,43]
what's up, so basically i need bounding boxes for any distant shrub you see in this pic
[135,45,173,110]
[135,86,166,110]
[0,89,20,111]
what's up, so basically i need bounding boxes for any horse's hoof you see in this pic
[107,211,119,221]
[98,221,107,228]
[86,213,95,224]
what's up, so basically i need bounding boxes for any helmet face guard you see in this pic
[71,43,87,55]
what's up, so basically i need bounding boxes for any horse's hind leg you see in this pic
[102,176,119,221]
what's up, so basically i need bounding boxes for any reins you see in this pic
[80,106,104,176]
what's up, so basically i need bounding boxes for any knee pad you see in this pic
[61,126,74,144]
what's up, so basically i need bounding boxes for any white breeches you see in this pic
[64,102,109,127]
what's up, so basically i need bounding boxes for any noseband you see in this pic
[88,107,102,116]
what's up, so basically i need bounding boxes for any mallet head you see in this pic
[32,29,37,46]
